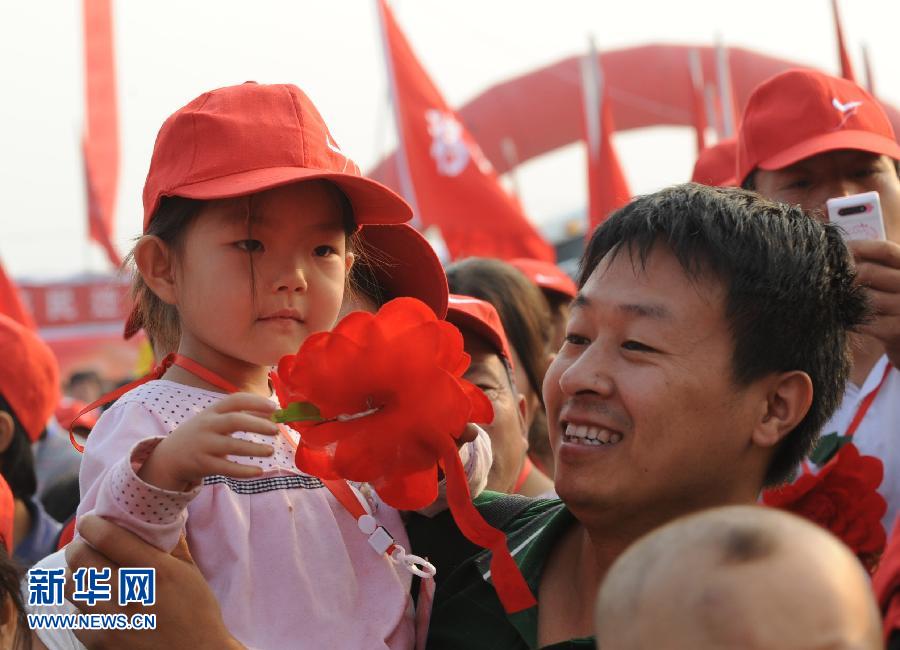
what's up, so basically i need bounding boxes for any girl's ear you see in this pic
[135,235,178,305]
[344,251,355,275]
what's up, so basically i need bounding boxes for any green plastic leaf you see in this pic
[271,402,324,424]
[808,432,850,466]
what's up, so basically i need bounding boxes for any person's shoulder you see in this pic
[474,491,566,533]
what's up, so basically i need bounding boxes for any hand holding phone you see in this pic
[826,191,887,241]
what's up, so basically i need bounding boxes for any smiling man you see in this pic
[420,183,868,649]
[62,184,868,650]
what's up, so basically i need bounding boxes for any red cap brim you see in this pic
[757,129,900,173]
[145,167,412,231]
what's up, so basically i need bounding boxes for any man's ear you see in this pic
[751,371,814,449]
[134,235,178,305]
[0,412,15,454]
[516,392,529,436]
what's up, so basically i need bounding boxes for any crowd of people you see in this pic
[0,63,898,649]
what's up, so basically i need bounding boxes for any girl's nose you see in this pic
[274,265,308,294]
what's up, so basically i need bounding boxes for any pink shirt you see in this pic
[77,380,491,650]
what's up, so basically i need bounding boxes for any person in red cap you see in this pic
[447,295,553,497]
[738,68,900,529]
[68,82,490,650]
[690,137,738,187]
[508,258,576,355]
[340,222,450,318]
[0,314,63,567]
[507,258,576,481]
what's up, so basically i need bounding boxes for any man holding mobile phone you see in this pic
[738,68,900,527]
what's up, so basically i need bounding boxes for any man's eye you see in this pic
[784,178,812,191]
[314,245,337,257]
[853,167,879,178]
[622,340,655,352]
[565,334,589,346]
[235,239,264,253]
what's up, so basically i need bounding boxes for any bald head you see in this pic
[595,506,882,650]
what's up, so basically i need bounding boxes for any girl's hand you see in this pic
[138,393,279,492]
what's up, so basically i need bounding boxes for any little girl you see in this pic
[73,82,491,649]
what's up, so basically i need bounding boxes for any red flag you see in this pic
[83,0,121,268]
[580,39,630,235]
[831,0,857,82]
[0,260,35,330]
[376,0,554,262]
[688,49,708,154]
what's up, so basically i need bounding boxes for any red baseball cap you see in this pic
[447,294,513,368]
[142,82,412,230]
[0,475,12,554]
[508,258,576,300]
[691,138,738,187]
[737,69,900,184]
[0,314,60,442]
[358,224,449,318]
[55,397,99,432]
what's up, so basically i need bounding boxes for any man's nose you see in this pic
[557,343,615,398]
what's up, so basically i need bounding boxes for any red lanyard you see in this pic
[512,457,533,494]
[845,361,893,440]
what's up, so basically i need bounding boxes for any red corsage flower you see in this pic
[272,297,536,612]
[762,442,887,572]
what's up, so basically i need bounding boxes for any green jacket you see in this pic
[406,491,595,649]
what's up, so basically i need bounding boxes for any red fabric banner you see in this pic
[580,42,630,236]
[0,260,36,330]
[83,0,121,268]
[376,0,554,262]
[831,0,857,83]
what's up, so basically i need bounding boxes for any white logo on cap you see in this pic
[324,132,359,175]
[832,98,862,128]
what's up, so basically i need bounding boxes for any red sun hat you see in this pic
[55,397,99,432]
[358,224,449,319]
[142,82,412,230]
[508,258,576,300]
[691,138,738,187]
[446,294,513,368]
[0,314,60,442]
[737,68,900,184]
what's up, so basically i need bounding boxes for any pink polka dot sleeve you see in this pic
[76,400,201,553]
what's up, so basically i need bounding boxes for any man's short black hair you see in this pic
[579,183,869,485]
[0,395,38,501]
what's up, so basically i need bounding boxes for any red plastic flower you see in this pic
[272,297,535,613]
[273,297,493,509]
[763,442,887,571]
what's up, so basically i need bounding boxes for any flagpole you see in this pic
[862,43,875,95]
[715,36,736,138]
[580,36,602,166]
[374,0,422,228]
[688,48,708,153]
[500,137,522,204]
